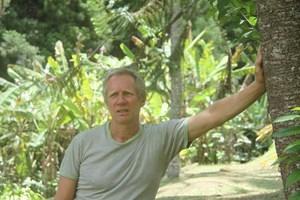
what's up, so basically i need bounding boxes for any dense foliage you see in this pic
[0,0,270,198]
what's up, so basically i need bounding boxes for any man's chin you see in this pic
[115,117,131,124]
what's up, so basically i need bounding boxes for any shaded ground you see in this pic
[156,147,284,200]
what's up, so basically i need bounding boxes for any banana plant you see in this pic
[0,41,127,197]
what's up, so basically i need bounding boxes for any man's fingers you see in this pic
[255,47,263,68]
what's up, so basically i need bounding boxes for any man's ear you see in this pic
[140,98,146,107]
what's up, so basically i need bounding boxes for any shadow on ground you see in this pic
[156,146,284,200]
[156,190,284,200]
[156,150,284,200]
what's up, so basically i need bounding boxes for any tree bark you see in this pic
[165,0,187,178]
[257,1,300,198]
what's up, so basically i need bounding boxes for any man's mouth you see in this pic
[117,109,129,114]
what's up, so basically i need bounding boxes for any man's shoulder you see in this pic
[142,119,181,133]
[143,118,188,129]
[73,123,106,143]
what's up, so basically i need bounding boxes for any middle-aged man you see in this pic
[55,49,265,200]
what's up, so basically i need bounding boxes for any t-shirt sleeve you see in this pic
[59,135,83,180]
[159,118,189,163]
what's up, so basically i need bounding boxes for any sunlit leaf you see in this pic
[120,43,135,60]
[0,87,18,106]
[46,56,60,75]
[232,66,255,77]
[0,77,17,87]
[148,92,163,117]
[291,107,300,111]
[81,72,93,100]
[7,67,22,81]
[246,16,257,26]
[28,131,47,148]
[71,54,81,67]
[78,118,89,130]
[10,65,43,80]
[63,99,82,117]
[187,29,206,49]
[256,124,273,142]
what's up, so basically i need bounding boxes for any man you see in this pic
[55,50,265,200]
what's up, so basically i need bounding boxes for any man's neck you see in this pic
[110,121,140,143]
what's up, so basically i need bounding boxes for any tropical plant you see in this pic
[0,183,44,200]
[0,40,132,197]
[273,107,300,200]
[181,30,268,164]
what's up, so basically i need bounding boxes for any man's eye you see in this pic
[124,92,134,96]
[109,93,117,98]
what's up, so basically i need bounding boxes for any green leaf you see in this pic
[232,66,255,77]
[274,115,300,123]
[7,67,22,81]
[120,43,135,60]
[28,131,46,148]
[285,157,300,166]
[148,92,163,117]
[47,56,60,75]
[288,191,300,200]
[246,16,257,26]
[284,140,300,154]
[291,107,300,111]
[205,65,226,84]
[0,77,16,87]
[286,169,300,188]
[187,29,206,49]
[78,118,89,130]
[81,71,93,100]
[13,109,35,119]
[0,87,18,106]
[10,65,43,80]
[273,126,300,138]
[63,99,82,117]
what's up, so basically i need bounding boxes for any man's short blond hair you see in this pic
[102,67,146,104]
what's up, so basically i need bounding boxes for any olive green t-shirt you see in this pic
[59,118,189,200]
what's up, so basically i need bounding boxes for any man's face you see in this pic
[106,74,144,125]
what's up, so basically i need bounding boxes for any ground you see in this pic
[156,145,284,200]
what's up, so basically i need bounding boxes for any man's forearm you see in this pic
[207,81,265,126]
[188,49,265,142]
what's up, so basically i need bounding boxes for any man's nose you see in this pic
[116,95,127,104]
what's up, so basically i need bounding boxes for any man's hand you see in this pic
[254,48,266,90]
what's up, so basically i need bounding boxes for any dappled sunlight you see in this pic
[157,147,283,200]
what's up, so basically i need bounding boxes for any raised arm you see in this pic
[188,49,265,142]
[54,176,77,200]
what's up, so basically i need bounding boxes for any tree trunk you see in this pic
[257,1,300,199]
[166,0,187,178]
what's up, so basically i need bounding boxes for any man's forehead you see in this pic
[107,75,137,91]
[108,73,135,82]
